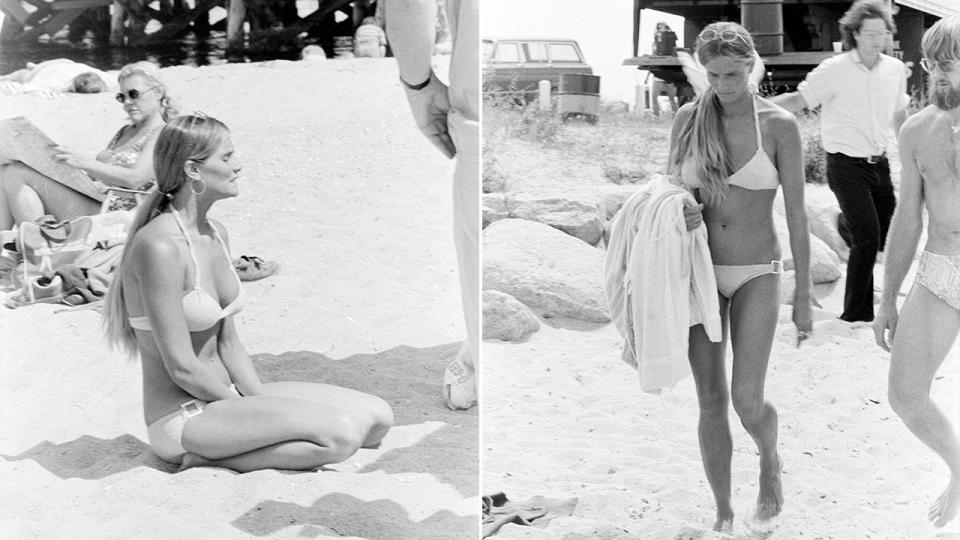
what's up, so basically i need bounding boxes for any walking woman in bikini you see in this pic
[667,22,814,532]
[103,114,393,471]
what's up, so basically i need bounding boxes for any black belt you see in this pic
[834,152,886,164]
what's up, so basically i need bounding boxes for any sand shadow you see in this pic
[253,342,478,498]
[0,433,176,479]
[231,492,477,539]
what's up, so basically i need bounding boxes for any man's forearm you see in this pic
[880,219,922,306]
[384,0,436,86]
[769,92,807,114]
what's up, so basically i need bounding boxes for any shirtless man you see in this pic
[873,15,960,528]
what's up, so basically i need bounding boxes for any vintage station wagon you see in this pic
[482,38,593,99]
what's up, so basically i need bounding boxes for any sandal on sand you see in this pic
[233,255,280,282]
[443,346,477,410]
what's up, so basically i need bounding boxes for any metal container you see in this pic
[557,74,601,120]
[741,0,784,55]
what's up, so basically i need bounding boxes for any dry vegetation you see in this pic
[483,96,848,197]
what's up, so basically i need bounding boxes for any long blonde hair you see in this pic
[669,22,756,206]
[118,61,179,122]
[102,114,230,358]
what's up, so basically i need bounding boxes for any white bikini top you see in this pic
[680,95,779,191]
[128,208,244,332]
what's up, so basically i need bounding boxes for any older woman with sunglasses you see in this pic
[666,22,813,533]
[0,61,175,231]
[103,114,393,471]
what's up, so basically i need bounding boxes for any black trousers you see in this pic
[826,152,896,322]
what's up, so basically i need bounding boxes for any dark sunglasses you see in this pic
[115,87,158,103]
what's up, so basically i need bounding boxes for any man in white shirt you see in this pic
[383,0,478,410]
[772,0,908,323]
[873,15,960,529]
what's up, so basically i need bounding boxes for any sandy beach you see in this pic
[481,117,960,539]
[0,57,477,539]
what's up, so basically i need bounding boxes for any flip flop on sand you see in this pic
[233,255,280,282]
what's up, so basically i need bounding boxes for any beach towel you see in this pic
[603,175,722,393]
[482,492,578,538]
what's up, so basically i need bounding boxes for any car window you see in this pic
[524,42,549,63]
[549,43,582,63]
[493,42,520,63]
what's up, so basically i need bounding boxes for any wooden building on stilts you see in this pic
[625,0,959,102]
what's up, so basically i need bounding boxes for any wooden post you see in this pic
[226,0,244,48]
[110,0,126,45]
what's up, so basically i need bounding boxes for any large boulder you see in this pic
[483,193,510,228]
[482,290,541,341]
[773,211,842,284]
[804,186,849,262]
[483,219,610,323]
[596,186,644,222]
[509,195,604,246]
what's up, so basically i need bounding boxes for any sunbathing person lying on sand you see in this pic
[0,58,114,97]
[102,113,393,472]
[667,21,814,533]
[0,61,171,231]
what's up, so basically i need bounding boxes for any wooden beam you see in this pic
[51,0,112,10]
[0,0,32,24]
[41,7,85,38]
[132,0,221,44]
[226,0,244,47]
[270,0,353,38]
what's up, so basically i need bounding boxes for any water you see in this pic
[0,1,335,75]
[0,30,305,75]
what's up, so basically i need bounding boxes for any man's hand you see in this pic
[873,303,898,352]
[404,73,456,159]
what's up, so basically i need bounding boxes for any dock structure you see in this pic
[0,0,357,48]
[626,0,959,99]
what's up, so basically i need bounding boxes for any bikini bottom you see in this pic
[915,250,960,311]
[146,383,240,463]
[714,260,782,299]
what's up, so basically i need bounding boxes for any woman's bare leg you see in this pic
[688,298,734,532]
[888,284,960,527]
[257,381,394,447]
[179,395,375,472]
[728,273,782,522]
[2,163,99,225]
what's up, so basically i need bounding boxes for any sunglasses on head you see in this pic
[115,86,157,104]
[920,58,958,74]
[699,29,750,46]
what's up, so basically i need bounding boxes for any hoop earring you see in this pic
[191,178,206,195]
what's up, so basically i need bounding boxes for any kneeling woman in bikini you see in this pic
[667,22,814,532]
[103,114,393,471]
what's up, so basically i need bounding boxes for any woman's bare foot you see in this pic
[929,476,960,528]
[755,454,784,521]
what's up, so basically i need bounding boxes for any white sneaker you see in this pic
[442,345,477,410]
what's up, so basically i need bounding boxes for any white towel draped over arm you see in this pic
[604,175,721,393]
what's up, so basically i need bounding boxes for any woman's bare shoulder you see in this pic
[128,216,182,265]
